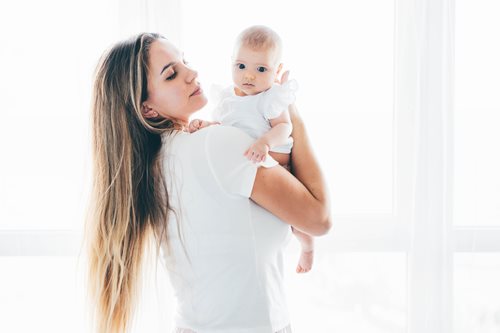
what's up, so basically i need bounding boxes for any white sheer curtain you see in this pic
[403,0,500,332]
[117,0,181,44]
[1,0,499,332]
[398,0,454,332]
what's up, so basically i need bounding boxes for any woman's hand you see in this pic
[288,103,303,137]
[275,70,290,85]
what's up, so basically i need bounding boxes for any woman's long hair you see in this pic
[83,33,182,333]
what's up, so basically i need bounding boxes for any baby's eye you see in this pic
[257,67,267,73]
[238,63,246,70]
[166,71,177,80]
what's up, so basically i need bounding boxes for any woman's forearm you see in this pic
[289,104,332,229]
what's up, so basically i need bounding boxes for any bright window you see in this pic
[454,0,500,227]
[1,1,500,333]
[0,0,119,230]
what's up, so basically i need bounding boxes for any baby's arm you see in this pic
[244,111,292,163]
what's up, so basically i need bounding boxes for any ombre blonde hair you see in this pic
[83,33,187,333]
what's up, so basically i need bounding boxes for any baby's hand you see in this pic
[188,119,220,133]
[244,139,270,163]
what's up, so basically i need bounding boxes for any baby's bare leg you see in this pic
[291,226,315,273]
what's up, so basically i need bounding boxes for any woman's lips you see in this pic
[190,87,202,97]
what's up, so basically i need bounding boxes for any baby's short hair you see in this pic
[235,25,283,64]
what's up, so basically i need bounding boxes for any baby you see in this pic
[189,25,314,274]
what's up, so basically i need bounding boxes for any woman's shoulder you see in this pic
[162,125,278,197]
[205,124,252,140]
[197,125,256,156]
[162,125,254,153]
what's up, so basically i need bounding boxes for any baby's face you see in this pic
[232,45,280,96]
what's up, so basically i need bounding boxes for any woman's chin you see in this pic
[189,94,208,111]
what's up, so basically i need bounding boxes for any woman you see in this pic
[84,32,331,333]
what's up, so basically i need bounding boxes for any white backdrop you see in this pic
[0,0,499,332]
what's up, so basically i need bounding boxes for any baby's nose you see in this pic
[244,72,255,80]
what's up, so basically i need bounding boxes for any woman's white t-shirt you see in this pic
[159,125,292,333]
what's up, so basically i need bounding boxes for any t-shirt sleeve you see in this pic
[205,125,278,198]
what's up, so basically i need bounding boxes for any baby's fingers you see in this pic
[256,153,267,163]
[245,148,258,161]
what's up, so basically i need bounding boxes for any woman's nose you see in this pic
[186,67,198,83]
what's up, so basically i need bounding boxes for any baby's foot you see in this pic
[296,250,314,273]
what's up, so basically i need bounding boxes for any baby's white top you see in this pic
[212,80,298,154]
[160,125,292,333]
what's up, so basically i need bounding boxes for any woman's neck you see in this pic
[172,121,190,133]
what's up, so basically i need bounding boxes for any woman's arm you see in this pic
[250,104,331,236]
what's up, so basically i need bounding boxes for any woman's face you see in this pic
[143,39,207,126]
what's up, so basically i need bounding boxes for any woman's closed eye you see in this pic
[166,70,177,80]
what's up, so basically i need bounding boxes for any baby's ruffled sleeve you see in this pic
[210,84,225,122]
[210,84,233,123]
[258,79,299,120]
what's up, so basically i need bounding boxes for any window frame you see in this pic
[2,2,500,333]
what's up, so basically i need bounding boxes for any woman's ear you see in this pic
[141,103,158,119]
